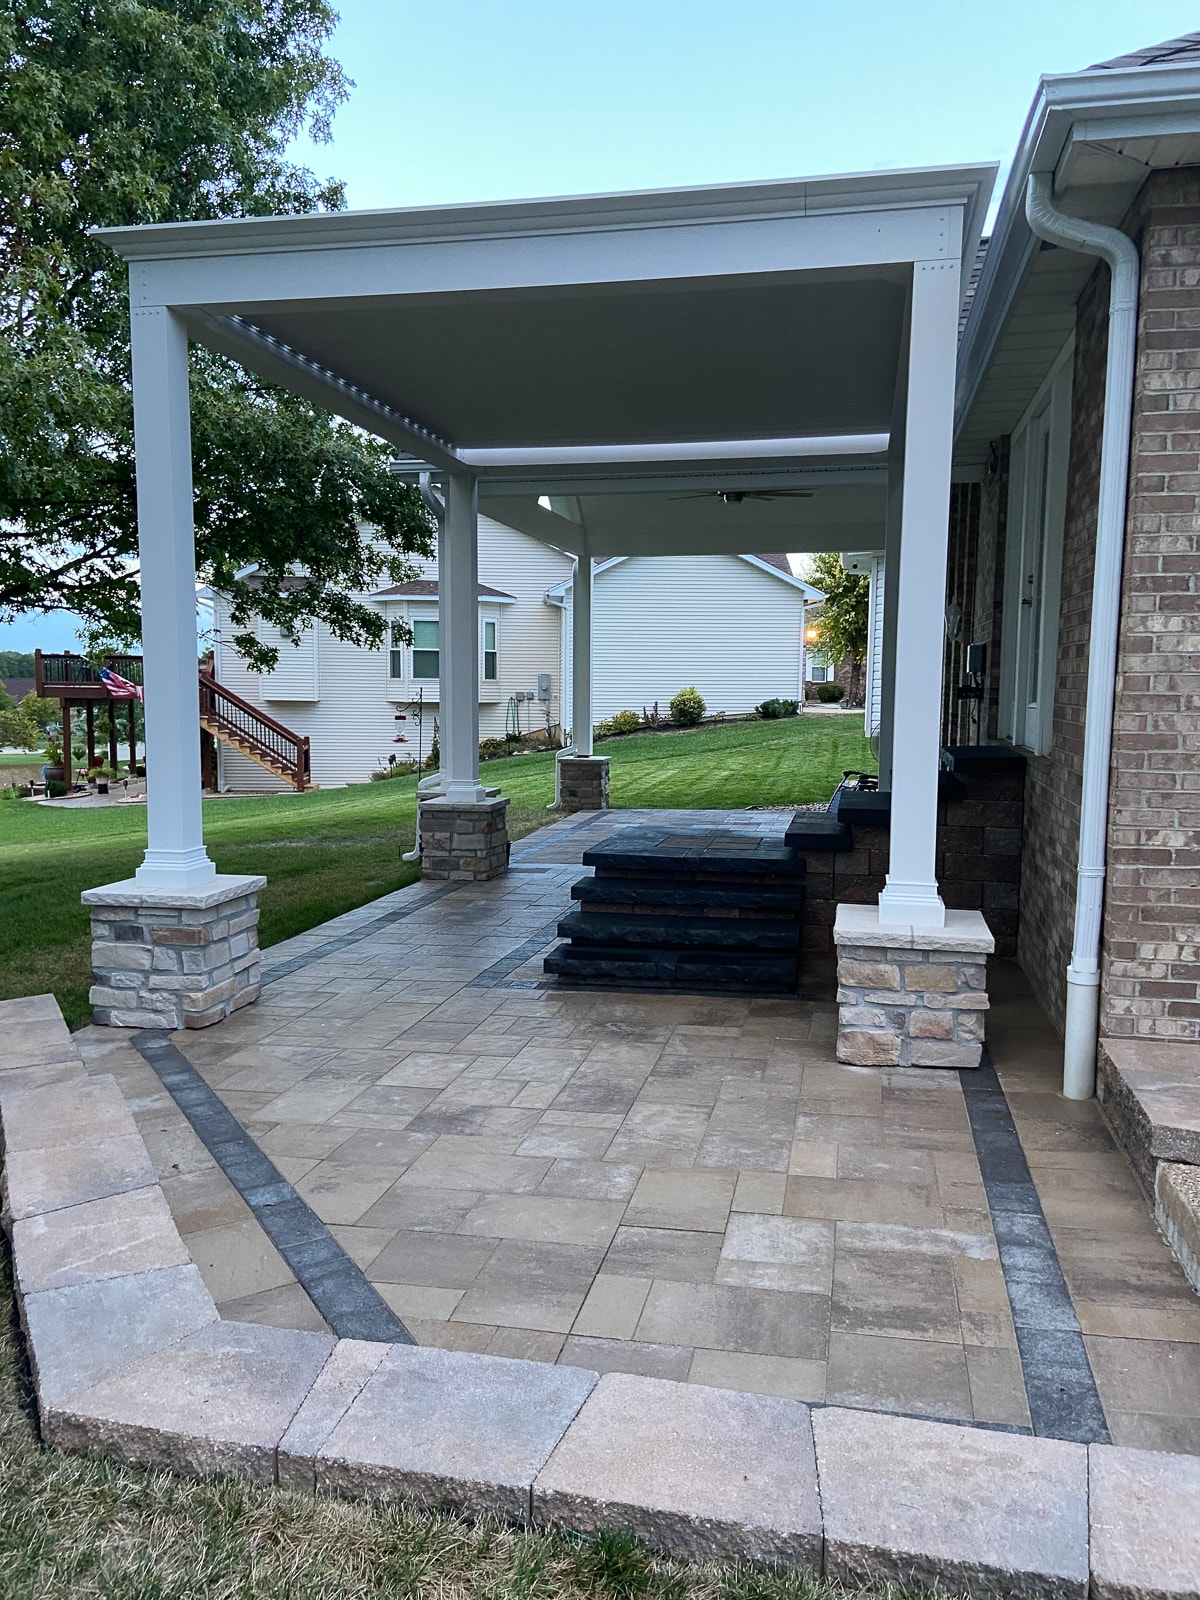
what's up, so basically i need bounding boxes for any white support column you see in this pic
[571,555,593,756]
[131,306,215,889]
[441,470,487,802]
[878,259,960,927]
[876,456,904,789]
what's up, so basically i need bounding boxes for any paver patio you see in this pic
[73,810,1200,1449]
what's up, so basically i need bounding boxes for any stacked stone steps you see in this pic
[545,826,805,993]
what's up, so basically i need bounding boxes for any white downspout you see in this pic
[1025,173,1140,1101]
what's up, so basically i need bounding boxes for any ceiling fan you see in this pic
[668,488,815,504]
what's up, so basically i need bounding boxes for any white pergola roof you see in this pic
[98,163,993,559]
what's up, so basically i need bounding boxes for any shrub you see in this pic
[756,697,800,719]
[816,682,846,703]
[641,702,661,727]
[668,686,706,726]
[46,780,68,797]
[478,736,512,761]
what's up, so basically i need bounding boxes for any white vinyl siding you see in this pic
[1000,336,1073,756]
[563,553,807,727]
[257,621,318,702]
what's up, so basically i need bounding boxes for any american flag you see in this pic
[98,666,144,703]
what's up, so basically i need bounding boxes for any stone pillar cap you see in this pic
[82,874,267,909]
[833,903,994,954]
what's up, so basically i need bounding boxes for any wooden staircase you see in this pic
[198,670,312,792]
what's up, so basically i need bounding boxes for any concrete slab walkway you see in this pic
[74,809,1200,1450]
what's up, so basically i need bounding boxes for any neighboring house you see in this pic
[546,552,820,725]
[211,528,817,790]
[0,677,36,703]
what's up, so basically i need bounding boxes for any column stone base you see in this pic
[557,754,610,812]
[833,903,994,1069]
[419,795,510,881]
[81,874,266,1030]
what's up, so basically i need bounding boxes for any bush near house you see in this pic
[757,698,800,719]
[595,709,643,738]
[816,683,847,703]
[669,686,706,726]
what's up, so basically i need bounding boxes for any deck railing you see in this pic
[34,652,144,692]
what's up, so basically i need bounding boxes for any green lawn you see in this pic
[0,714,872,1029]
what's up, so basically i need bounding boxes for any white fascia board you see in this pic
[93,164,993,262]
[736,554,822,597]
[544,557,626,599]
[110,205,963,322]
[957,60,1200,437]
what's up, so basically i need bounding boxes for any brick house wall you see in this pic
[945,168,1200,1042]
[1100,172,1200,1042]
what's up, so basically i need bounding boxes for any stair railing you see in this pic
[198,669,309,792]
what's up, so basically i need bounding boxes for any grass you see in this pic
[0,714,873,1029]
[0,1243,942,1600]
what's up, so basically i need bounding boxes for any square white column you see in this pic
[440,471,487,802]
[571,554,593,756]
[129,306,215,889]
[878,259,960,928]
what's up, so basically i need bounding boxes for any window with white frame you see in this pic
[807,655,833,683]
[388,620,406,680]
[411,618,439,680]
[999,336,1073,756]
[482,617,498,681]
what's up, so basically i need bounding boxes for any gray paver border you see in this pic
[2,993,1199,1597]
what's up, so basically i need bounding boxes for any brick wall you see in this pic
[1100,172,1200,1042]
[951,169,1200,1042]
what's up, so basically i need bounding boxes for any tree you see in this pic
[0,0,432,671]
[0,688,42,750]
[804,551,870,705]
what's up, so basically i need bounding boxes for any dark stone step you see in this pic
[543,944,798,989]
[571,877,802,915]
[582,828,805,880]
[783,813,853,851]
[556,910,801,951]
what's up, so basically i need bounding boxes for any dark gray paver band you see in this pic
[961,1056,1110,1444]
[131,1032,413,1345]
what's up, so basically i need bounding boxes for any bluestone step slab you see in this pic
[22,1263,219,1409]
[1088,1443,1200,1600]
[532,1371,822,1567]
[11,1184,190,1295]
[813,1406,1089,1599]
[46,1320,334,1480]
[314,1344,598,1520]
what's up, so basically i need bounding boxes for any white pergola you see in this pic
[97,162,994,928]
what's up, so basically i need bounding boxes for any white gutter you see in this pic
[1024,172,1140,1101]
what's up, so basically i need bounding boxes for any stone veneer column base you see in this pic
[81,874,267,1031]
[833,903,994,1069]
[557,754,610,812]
[419,795,510,881]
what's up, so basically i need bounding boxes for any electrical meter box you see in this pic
[537,673,551,702]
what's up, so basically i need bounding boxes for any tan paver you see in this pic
[68,810,1200,1431]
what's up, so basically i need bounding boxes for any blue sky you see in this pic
[7,1,1196,657]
